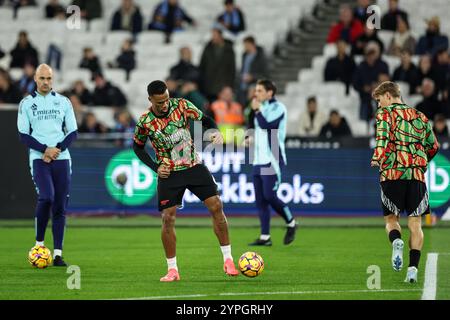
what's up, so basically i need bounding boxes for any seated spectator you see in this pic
[92,73,127,107]
[45,0,65,19]
[387,15,416,57]
[327,4,364,45]
[111,0,143,35]
[69,80,92,106]
[431,48,450,94]
[10,0,37,19]
[67,94,86,126]
[78,111,109,133]
[0,68,22,104]
[353,42,389,121]
[416,78,445,120]
[169,46,200,84]
[216,0,245,35]
[392,50,420,95]
[107,39,136,80]
[298,96,327,137]
[10,31,39,69]
[148,0,196,44]
[238,36,268,104]
[46,44,63,70]
[319,110,352,139]
[352,24,385,56]
[17,63,36,96]
[71,0,102,20]
[199,28,236,102]
[416,54,435,94]
[416,16,449,56]
[381,0,409,31]
[114,109,136,147]
[210,86,244,144]
[324,40,356,94]
[79,47,102,77]
[353,0,372,24]
[433,114,449,140]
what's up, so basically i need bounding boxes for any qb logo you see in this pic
[105,150,157,206]
[425,154,450,208]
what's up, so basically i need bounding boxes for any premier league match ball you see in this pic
[28,245,53,269]
[238,251,264,278]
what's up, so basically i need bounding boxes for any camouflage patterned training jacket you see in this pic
[372,103,440,182]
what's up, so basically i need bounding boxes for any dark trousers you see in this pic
[32,159,71,250]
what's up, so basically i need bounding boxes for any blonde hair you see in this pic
[372,81,401,99]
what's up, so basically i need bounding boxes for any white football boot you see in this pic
[392,238,404,272]
[404,266,418,283]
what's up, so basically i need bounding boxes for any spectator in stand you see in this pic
[353,0,372,24]
[107,39,136,80]
[392,50,420,95]
[319,110,352,139]
[324,40,356,94]
[352,24,385,56]
[353,42,389,121]
[387,15,416,57]
[179,81,208,112]
[111,0,143,35]
[17,63,36,96]
[0,68,22,104]
[216,0,246,35]
[92,73,127,108]
[10,0,37,19]
[79,47,102,78]
[199,28,236,102]
[114,109,136,147]
[416,16,449,56]
[78,112,109,133]
[71,0,102,20]
[416,78,444,121]
[431,48,450,94]
[433,114,449,140]
[416,54,435,94]
[381,0,408,32]
[327,4,364,45]
[67,94,86,126]
[148,0,196,44]
[45,0,65,19]
[210,86,244,144]
[0,47,5,60]
[10,31,39,69]
[169,46,200,84]
[298,96,327,137]
[69,80,92,106]
[238,36,268,104]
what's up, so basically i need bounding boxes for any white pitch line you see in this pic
[422,253,439,300]
[115,288,421,300]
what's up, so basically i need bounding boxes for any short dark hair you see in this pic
[224,0,234,5]
[243,36,256,45]
[307,96,317,104]
[256,79,277,96]
[147,80,167,96]
[330,109,340,117]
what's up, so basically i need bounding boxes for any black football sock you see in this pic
[409,249,421,268]
[389,229,401,243]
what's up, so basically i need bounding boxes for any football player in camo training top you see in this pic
[371,81,439,283]
[133,80,239,282]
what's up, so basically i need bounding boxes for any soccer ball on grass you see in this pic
[28,245,53,269]
[238,251,264,277]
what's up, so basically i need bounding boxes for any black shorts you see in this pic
[380,180,430,217]
[157,164,218,211]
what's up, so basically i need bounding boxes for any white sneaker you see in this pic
[404,266,418,283]
[392,239,404,272]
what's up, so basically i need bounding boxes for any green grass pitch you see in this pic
[0,216,449,300]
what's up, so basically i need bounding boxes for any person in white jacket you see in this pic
[298,96,327,137]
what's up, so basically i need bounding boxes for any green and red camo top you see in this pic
[134,98,204,171]
[372,103,440,182]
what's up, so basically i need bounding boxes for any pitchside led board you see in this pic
[68,148,450,216]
